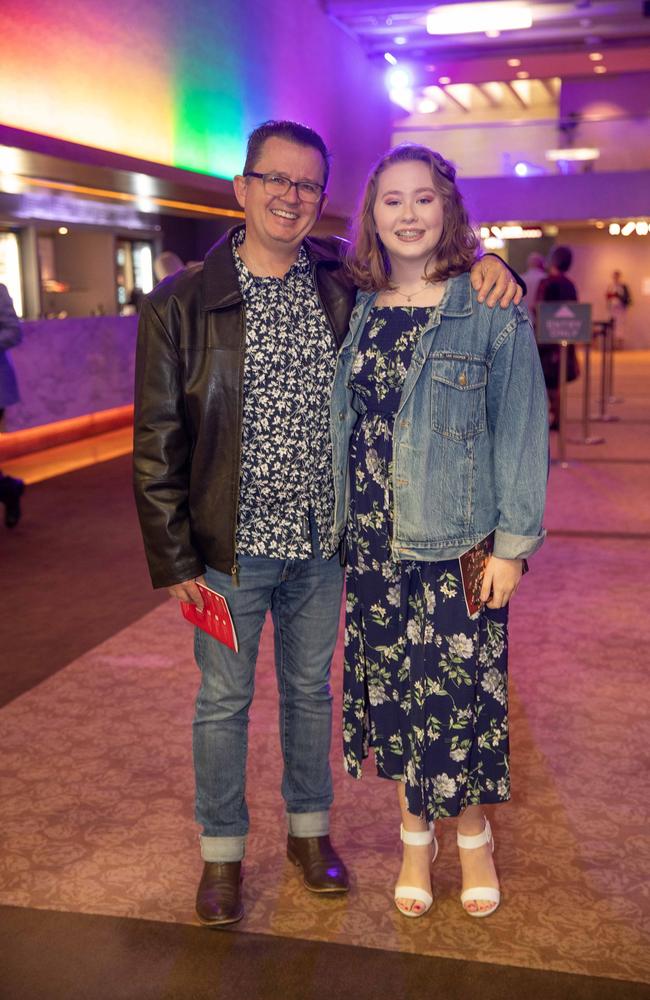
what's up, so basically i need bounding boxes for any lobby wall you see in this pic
[0,0,393,215]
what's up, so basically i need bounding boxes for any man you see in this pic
[133,120,520,927]
[521,251,546,311]
[0,283,24,528]
[606,269,631,349]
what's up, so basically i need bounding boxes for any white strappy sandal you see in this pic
[394,821,438,918]
[457,818,501,918]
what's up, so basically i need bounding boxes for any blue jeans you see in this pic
[193,547,344,863]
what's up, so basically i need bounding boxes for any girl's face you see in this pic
[372,160,445,271]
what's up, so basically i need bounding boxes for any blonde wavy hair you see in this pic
[345,144,479,291]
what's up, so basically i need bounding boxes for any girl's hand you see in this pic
[480,556,523,609]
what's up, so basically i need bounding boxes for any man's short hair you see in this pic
[551,245,573,273]
[243,120,331,189]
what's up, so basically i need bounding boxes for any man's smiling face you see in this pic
[233,137,327,256]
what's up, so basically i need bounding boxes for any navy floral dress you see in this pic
[343,306,510,822]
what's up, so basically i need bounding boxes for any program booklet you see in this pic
[459,532,495,618]
[181,582,239,653]
[459,532,529,618]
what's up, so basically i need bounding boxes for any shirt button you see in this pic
[339,411,345,420]
[458,372,467,386]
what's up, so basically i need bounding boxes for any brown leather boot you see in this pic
[286,835,350,894]
[195,861,244,927]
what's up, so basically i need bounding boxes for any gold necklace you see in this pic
[390,283,429,303]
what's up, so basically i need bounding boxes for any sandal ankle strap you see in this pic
[400,821,435,846]
[457,818,492,851]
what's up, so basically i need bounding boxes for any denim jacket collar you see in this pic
[344,272,473,352]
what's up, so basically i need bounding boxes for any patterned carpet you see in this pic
[1,534,647,982]
[1,352,649,992]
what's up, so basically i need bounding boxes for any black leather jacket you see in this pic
[133,225,357,588]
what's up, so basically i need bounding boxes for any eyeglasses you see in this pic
[243,171,325,204]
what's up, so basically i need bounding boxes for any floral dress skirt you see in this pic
[343,306,510,822]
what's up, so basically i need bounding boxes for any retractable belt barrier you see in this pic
[591,319,623,423]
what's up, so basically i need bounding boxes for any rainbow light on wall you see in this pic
[0,0,303,180]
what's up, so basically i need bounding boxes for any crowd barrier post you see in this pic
[608,319,624,405]
[568,332,604,447]
[592,320,619,423]
[557,342,568,466]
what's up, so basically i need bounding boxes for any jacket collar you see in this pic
[353,271,474,319]
[201,225,341,311]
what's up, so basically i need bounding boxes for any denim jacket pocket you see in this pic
[430,357,488,440]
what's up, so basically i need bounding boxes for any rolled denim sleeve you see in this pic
[487,308,549,560]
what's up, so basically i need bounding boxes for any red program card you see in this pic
[181,582,238,652]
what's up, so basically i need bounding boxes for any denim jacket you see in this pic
[330,272,549,562]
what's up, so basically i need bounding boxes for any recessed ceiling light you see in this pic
[609,223,620,235]
[594,65,607,74]
[57,227,69,235]
[427,3,533,34]
[589,52,603,61]
[384,52,398,65]
[417,98,438,114]
[516,70,530,79]
[394,35,407,45]
[595,221,605,229]
[546,147,600,162]
[439,76,451,85]
[486,30,501,38]
[507,58,521,67]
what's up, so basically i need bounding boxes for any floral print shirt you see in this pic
[232,229,338,559]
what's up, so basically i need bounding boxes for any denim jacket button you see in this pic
[339,411,345,420]
[458,371,467,386]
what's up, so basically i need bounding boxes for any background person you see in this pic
[521,251,546,308]
[605,269,631,349]
[536,245,579,431]
[0,283,24,528]
[133,120,521,929]
[331,143,548,921]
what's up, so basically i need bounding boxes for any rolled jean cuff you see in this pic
[200,834,245,863]
[287,810,330,838]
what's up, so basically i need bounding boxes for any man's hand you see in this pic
[470,257,522,308]
[480,556,523,609]
[168,575,207,611]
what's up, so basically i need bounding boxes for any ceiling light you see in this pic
[384,52,398,65]
[417,97,438,114]
[621,221,636,236]
[484,236,505,250]
[595,221,605,229]
[57,226,69,235]
[387,67,412,90]
[480,227,491,239]
[439,75,451,85]
[609,223,620,235]
[545,147,600,162]
[507,58,521,67]
[394,35,407,45]
[636,221,649,235]
[594,65,607,74]
[427,3,533,35]
[485,30,500,38]
[516,70,530,79]
[589,52,603,61]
